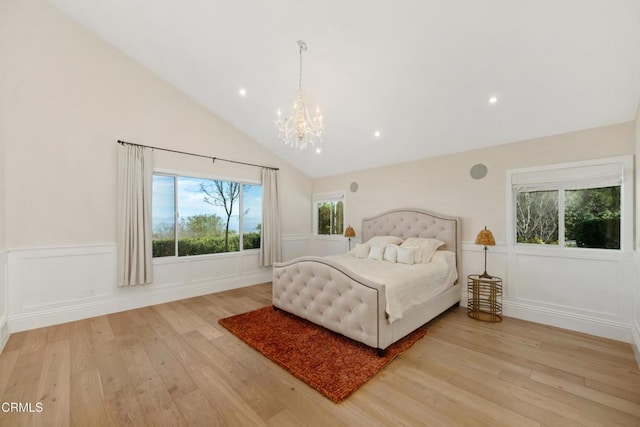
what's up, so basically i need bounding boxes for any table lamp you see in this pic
[475,226,496,278]
[344,225,356,250]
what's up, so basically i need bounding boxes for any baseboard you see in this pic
[504,300,631,343]
[9,270,271,333]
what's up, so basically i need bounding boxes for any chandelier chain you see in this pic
[298,41,304,93]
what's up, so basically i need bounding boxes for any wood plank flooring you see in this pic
[1,283,639,426]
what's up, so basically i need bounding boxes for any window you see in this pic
[313,192,344,236]
[565,187,620,249]
[242,184,262,250]
[516,191,559,244]
[152,173,262,257]
[152,175,176,257]
[510,158,628,250]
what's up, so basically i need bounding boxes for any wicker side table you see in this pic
[467,274,503,322]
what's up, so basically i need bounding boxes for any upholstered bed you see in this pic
[272,208,462,353]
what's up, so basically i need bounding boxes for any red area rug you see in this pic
[218,306,428,403]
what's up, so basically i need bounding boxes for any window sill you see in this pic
[510,243,625,260]
[152,249,260,264]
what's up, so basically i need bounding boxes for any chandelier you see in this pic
[275,40,324,150]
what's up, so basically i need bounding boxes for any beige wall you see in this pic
[2,0,311,250]
[0,1,7,253]
[636,104,640,250]
[313,122,635,242]
[634,102,640,355]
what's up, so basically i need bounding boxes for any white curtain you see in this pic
[260,168,282,266]
[117,144,154,286]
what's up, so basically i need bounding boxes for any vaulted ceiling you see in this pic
[49,0,640,178]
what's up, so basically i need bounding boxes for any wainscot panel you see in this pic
[7,244,272,333]
[461,244,632,342]
[461,243,507,307]
[634,323,640,368]
[240,251,262,273]
[311,236,351,257]
[632,252,640,367]
[282,234,313,261]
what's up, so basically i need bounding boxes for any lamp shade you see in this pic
[475,227,495,246]
[344,225,356,238]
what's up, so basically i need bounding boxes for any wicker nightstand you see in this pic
[467,274,503,322]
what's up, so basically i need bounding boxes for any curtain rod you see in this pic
[117,140,279,171]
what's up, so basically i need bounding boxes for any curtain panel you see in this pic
[260,168,282,266]
[117,144,154,286]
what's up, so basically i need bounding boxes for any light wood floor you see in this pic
[1,283,640,426]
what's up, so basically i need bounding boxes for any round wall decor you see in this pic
[470,163,488,180]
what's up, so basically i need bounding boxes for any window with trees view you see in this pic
[152,174,262,257]
[314,192,344,236]
[511,159,625,250]
[516,187,620,248]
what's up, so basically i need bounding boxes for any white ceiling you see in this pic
[49,0,640,178]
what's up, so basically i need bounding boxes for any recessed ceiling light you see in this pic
[238,88,247,97]
[315,147,322,154]
[374,130,381,138]
[488,96,498,104]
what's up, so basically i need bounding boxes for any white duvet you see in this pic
[326,251,458,323]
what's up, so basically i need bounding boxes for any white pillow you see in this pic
[396,247,416,265]
[352,243,370,259]
[401,238,445,263]
[383,245,398,263]
[368,245,384,261]
[366,235,404,247]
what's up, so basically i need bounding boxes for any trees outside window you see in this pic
[516,187,620,248]
[242,185,262,250]
[314,193,344,236]
[511,158,625,250]
[152,174,262,257]
[565,187,620,249]
[200,180,240,253]
[151,175,176,256]
[516,191,558,244]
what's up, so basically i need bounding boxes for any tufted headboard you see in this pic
[361,208,461,281]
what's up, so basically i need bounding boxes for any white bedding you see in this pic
[326,250,457,323]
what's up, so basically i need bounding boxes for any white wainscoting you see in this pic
[310,236,353,257]
[282,234,312,261]
[632,252,640,366]
[8,246,267,333]
[463,243,634,342]
[310,237,634,342]
[5,236,312,335]
[633,323,640,368]
[0,251,8,352]
[6,237,634,344]
[460,243,508,307]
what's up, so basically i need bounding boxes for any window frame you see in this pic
[506,155,633,253]
[152,169,262,259]
[312,191,345,239]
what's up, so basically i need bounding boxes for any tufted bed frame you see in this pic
[272,208,462,354]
